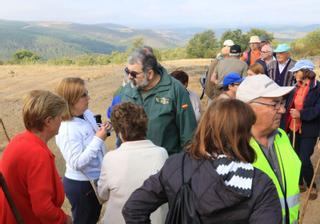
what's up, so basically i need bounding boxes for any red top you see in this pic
[249,49,261,66]
[0,131,67,224]
[289,80,310,133]
[241,49,261,65]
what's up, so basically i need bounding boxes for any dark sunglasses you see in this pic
[124,67,143,78]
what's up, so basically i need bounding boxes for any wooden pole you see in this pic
[293,119,296,148]
[299,137,320,224]
[0,173,24,224]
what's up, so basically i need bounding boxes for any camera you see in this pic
[94,114,111,136]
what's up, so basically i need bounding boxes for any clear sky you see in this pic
[0,0,319,28]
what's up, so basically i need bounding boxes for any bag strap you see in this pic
[80,170,105,205]
[181,153,205,184]
[65,118,105,205]
[200,89,205,100]
[0,173,24,224]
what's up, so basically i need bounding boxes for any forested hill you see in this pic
[0,19,319,60]
[0,20,200,60]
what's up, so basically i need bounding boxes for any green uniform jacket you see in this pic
[121,69,197,155]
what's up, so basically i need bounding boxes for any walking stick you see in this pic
[299,137,320,224]
[0,173,24,224]
[0,118,11,142]
[293,119,296,148]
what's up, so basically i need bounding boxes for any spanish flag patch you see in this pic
[181,104,188,109]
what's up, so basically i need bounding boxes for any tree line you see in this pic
[1,28,319,66]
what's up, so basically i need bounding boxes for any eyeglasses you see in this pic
[124,67,144,78]
[231,83,241,86]
[251,100,285,110]
[261,51,271,53]
[81,91,89,98]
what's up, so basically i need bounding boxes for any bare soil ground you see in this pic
[0,60,319,223]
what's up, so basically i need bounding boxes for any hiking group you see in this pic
[0,38,320,224]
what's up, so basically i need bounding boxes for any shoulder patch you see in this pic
[181,104,189,109]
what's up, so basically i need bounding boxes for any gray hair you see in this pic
[128,47,159,73]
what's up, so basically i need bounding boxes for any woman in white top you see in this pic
[98,102,168,224]
[55,77,111,224]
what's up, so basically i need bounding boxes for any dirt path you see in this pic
[0,61,319,223]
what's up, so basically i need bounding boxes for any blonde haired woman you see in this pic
[55,77,111,224]
[0,90,71,223]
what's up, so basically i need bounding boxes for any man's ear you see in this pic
[147,69,155,80]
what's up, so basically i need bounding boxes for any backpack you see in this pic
[199,69,207,100]
[165,153,203,224]
[200,59,220,100]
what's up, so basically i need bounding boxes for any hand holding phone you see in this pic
[96,121,112,140]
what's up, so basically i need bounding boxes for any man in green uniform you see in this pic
[236,75,301,224]
[120,47,197,155]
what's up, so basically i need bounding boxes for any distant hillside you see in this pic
[0,20,196,60]
[0,19,319,61]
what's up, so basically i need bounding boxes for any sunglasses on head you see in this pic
[124,67,143,78]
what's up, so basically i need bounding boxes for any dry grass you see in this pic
[0,59,209,219]
[0,59,319,223]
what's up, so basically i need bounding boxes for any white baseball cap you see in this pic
[223,39,234,47]
[236,75,294,102]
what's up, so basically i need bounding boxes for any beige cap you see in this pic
[236,75,294,102]
[249,35,261,43]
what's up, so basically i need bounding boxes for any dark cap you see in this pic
[230,44,242,55]
[260,35,269,42]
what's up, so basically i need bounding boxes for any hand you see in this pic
[96,121,112,141]
[290,108,300,119]
[210,72,218,84]
[65,215,72,224]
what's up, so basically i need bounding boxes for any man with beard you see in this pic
[120,47,197,155]
[236,75,301,224]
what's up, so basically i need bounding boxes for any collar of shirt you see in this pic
[278,59,289,73]
[264,129,279,148]
[257,129,283,188]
